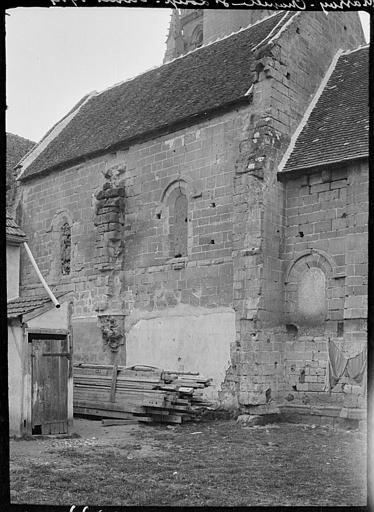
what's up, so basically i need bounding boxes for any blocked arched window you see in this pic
[170,190,188,258]
[297,267,326,324]
[285,250,338,326]
[160,180,190,259]
[48,211,73,281]
[60,221,71,275]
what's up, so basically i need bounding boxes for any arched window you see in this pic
[171,190,188,258]
[189,25,203,51]
[60,221,71,275]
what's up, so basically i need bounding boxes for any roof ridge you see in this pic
[251,11,297,52]
[95,11,284,99]
[35,92,96,147]
[17,91,97,178]
[278,48,344,174]
[261,11,300,47]
[19,11,295,180]
[6,132,35,145]
[341,44,370,56]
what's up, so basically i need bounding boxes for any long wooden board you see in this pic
[73,363,212,423]
[74,400,145,414]
[74,407,143,419]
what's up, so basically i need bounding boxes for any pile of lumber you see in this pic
[73,363,213,424]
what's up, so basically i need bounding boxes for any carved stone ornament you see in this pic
[99,316,125,352]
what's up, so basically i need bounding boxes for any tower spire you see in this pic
[163,10,184,63]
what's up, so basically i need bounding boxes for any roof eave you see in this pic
[277,154,368,181]
[19,95,252,182]
[6,234,27,245]
[7,291,74,321]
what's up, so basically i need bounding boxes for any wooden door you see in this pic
[31,333,70,435]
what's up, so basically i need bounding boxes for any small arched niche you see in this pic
[285,251,333,326]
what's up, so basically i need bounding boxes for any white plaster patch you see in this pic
[71,314,98,321]
[28,301,69,330]
[246,296,260,310]
[163,134,185,149]
[126,304,236,402]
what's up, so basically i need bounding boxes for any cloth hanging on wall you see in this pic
[346,350,367,386]
[326,338,367,391]
[327,338,348,389]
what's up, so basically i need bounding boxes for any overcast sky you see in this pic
[6,8,370,143]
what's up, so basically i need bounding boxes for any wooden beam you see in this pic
[27,328,69,336]
[74,407,138,419]
[101,418,139,426]
[110,364,118,402]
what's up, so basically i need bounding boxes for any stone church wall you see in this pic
[18,11,366,408]
[281,161,368,408]
[19,106,255,401]
[203,10,273,44]
[225,11,365,408]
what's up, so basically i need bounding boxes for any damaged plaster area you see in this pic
[125,303,235,402]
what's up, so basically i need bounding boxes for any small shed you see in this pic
[7,214,73,436]
[8,293,74,436]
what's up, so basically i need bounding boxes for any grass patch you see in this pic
[10,420,366,506]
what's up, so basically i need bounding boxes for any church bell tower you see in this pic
[163,9,273,63]
[164,9,203,63]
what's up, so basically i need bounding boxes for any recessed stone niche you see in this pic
[296,267,326,325]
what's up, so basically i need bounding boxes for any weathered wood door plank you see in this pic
[31,335,69,434]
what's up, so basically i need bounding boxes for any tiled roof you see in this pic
[6,133,35,207]
[20,12,293,180]
[281,46,369,174]
[6,132,35,180]
[7,294,52,318]
[6,214,27,242]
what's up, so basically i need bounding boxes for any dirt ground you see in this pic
[10,417,367,507]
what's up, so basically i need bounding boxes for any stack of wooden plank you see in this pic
[73,363,213,424]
